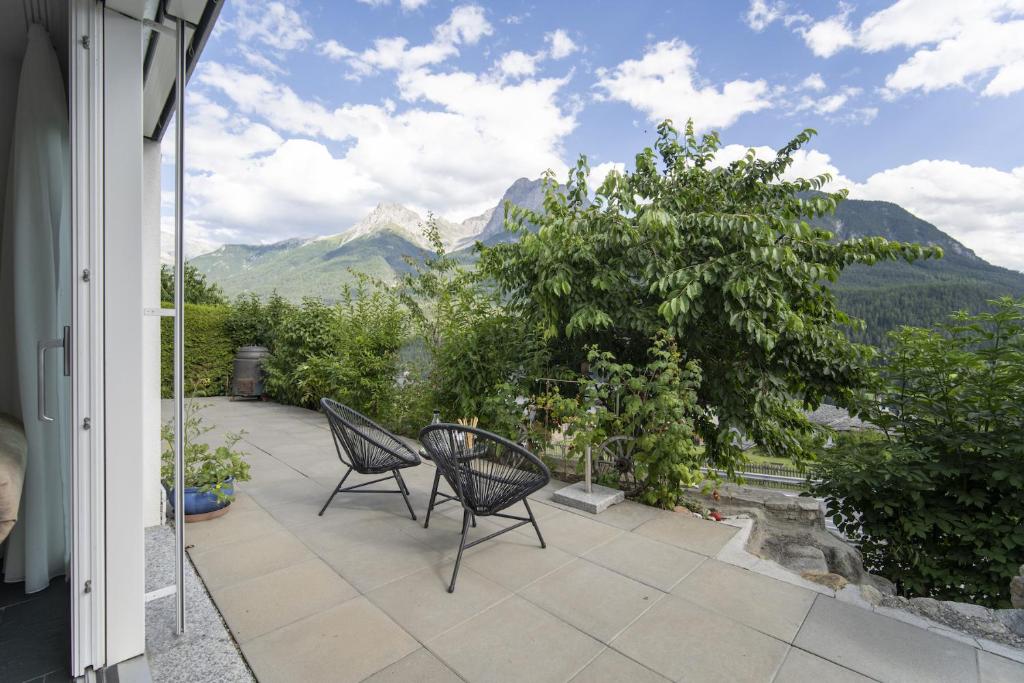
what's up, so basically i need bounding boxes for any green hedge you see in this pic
[160,302,236,397]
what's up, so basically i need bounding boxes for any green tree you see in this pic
[161,263,227,305]
[397,217,546,435]
[263,283,407,420]
[813,297,1024,607]
[482,120,941,474]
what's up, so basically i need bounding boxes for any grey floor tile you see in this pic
[978,650,1024,683]
[211,558,358,642]
[633,512,738,556]
[583,531,705,591]
[363,648,463,683]
[241,597,418,683]
[366,563,511,641]
[428,595,604,683]
[794,595,979,683]
[671,559,816,642]
[773,648,874,682]
[188,528,314,590]
[570,648,669,683]
[611,594,788,682]
[516,509,623,555]
[520,559,663,643]
[463,533,575,591]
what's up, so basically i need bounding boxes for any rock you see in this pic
[860,584,884,606]
[908,597,945,622]
[946,601,993,622]
[783,545,829,573]
[801,571,848,591]
[995,609,1024,638]
[1011,575,1024,609]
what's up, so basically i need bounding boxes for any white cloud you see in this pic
[714,144,858,190]
[851,161,1024,270]
[435,5,493,45]
[778,0,1024,98]
[716,142,1024,271]
[799,73,826,91]
[745,0,786,32]
[546,29,578,59]
[496,51,540,78]
[589,161,625,188]
[182,38,576,248]
[230,0,312,51]
[595,39,771,131]
[799,3,855,58]
[358,0,432,10]
[318,4,491,79]
[794,85,861,115]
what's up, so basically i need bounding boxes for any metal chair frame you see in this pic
[420,424,551,592]
[318,398,421,520]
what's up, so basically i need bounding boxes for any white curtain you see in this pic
[0,24,71,593]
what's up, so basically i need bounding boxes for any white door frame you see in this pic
[69,0,106,675]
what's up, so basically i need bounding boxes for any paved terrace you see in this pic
[177,398,1023,683]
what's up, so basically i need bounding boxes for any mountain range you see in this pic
[191,178,1024,344]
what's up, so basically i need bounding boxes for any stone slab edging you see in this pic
[716,516,1024,665]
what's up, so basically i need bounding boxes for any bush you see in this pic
[160,302,235,397]
[813,297,1024,607]
[396,218,546,436]
[547,335,703,508]
[264,285,407,421]
[225,292,292,349]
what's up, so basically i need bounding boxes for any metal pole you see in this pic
[585,445,592,494]
[173,16,186,636]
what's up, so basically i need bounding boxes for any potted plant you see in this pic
[161,400,251,522]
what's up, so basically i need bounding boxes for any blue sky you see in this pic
[169,0,1024,271]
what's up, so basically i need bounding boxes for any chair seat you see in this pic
[459,467,547,515]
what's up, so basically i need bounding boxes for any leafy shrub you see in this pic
[225,292,292,349]
[160,302,235,397]
[397,218,546,435]
[161,400,250,503]
[813,297,1024,607]
[547,335,703,508]
[264,285,407,420]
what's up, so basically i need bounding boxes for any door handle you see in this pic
[37,325,71,422]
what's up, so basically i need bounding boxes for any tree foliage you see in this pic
[396,218,546,436]
[161,263,227,305]
[813,297,1024,607]
[482,120,940,475]
[263,283,407,419]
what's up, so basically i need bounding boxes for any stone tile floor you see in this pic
[171,398,1024,683]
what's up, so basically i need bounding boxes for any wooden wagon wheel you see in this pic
[593,435,639,494]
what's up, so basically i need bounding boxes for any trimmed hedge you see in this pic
[160,302,236,397]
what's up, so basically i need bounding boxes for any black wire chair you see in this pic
[318,398,421,520]
[419,424,551,592]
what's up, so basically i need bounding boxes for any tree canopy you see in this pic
[482,120,941,474]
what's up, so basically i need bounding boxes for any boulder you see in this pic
[1011,573,1024,609]
[783,544,829,573]
[801,571,848,591]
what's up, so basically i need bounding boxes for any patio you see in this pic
[173,398,1023,683]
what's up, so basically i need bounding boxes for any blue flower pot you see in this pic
[166,477,234,516]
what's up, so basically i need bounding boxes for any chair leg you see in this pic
[394,470,417,521]
[448,509,472,593]
[424,468,441,529]
[395,469,411,495]
[318,466,353,516]
[523,498,546,549]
